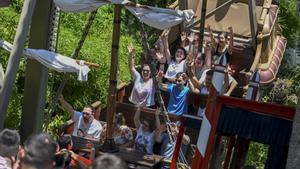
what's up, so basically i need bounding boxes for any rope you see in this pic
[139,26,190,165]
[45,10,98,128]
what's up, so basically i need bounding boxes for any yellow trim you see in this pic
[161,159,190,169]
[258,36,280,70]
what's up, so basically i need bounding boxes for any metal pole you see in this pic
[248,0,257,47]
[102,4,122,153]
[198,0,208,53]
[0,0,37,129]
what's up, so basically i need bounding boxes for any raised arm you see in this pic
[187,78,200,94]
[157,37,167,64]
[182,72,199,93]
[187,32,195,54]
[180,32,187,47]
[134,105,141,129]
[187,65,203,89]
[155,109,161,130]
[207,25,217,49]
[228,27,234,55]
[156,71,168,91]
[127,44,136,76]
[204,41,212,68]
[161,30,172,64]
[58,95,75,115]
[192,35,199,56]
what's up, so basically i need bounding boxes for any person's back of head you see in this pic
[57,134,72,150]
[53,150,71,169]
[0,128,20,157]
[92,153,126,169]
[22,133,57,169]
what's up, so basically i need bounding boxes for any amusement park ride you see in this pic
[0,0,297,169]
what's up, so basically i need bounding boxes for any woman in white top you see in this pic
[161,31,187,83]
[127,44,156,107]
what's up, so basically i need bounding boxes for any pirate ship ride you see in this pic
[0,0,296,169]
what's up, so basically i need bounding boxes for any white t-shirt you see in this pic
[195,67,206,80]
[0,156,11,169]
[129,69,155,107]
[72,111,103,140]
[165,60,186,79]
[134,125,154,154]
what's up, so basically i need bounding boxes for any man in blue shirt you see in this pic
[157,72,191,116]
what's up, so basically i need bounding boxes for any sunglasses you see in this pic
[142,69,150,72]
[82,112,91,116]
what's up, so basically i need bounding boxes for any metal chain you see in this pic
[48,6,61,52]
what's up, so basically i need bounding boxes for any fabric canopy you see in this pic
[53,0,194,30]
[0,39,90,81]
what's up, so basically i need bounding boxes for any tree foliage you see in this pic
[278,0,300,76]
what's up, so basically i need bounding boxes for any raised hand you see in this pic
[180,32,187,42]
[207,25,212,32]
[156,70,164,79]
[204,40,211,51]
[156,51,164,60]
[186,53,194,66]
[187,32,195,43]
[127,43,135,54]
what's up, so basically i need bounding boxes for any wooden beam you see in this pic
[103,4,122,152]
[198,0,208,53]
[248,0,257,47]
[0,0,37,129]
